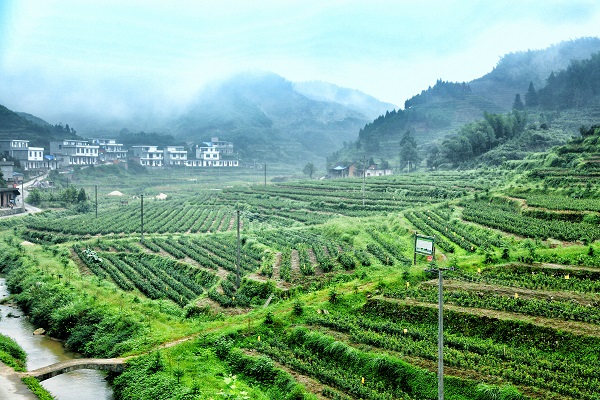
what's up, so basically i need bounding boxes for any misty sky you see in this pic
[2,0,600,122]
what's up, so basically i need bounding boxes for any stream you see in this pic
[0,277,114,400]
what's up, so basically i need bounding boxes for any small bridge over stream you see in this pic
[20,358,127,381]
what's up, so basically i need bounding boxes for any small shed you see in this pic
[0,187,20,208]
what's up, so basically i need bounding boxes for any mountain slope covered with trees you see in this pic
[0,104,80,149]
[329,38,600,169]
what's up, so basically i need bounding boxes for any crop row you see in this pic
[461,199,600,242]
[24,202,236,236]
[366,228,411,265]
[74,245,208,306]
[384,285,600,324]
[510,193,600,212]
[426,208,506,248]
[404,212,456,253]
[451,264,600,294]
[306,310,600,399]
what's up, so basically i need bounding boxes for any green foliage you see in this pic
[218,374,250,399]
[4,256,141,358]
[112,352,190,400]
[21,377,54,400]
[512,94,524,110]
[292,299,304,316]
[302,163,315,179]
[538,52,600,110]
[440,110,527,166]
[476,383,525,400]
[0,334,26,371]
[264,311,275,325]
[399,130,421,171]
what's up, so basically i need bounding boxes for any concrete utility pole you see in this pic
[437,268,444,400]
[264,163,267,188]
[236,210,241,288]
[95,185,98,218]
[21,180,25,211]
[362,156,366,206]
[424,265,453,400]
[140,194,144,244]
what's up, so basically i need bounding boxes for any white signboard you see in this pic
[415,235,434,255]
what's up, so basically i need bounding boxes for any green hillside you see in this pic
[471,37,600,109]
[328,38,600,168]
[0,104,80,149]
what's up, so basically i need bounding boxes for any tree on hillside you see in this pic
[512,94,525,110]
[399,130,420,172]
[425,145,441,169]
[77,188,88,203]
[524,82,538,107]
[303,163,315,179]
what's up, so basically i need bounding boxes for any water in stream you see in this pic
[0,277,114,400]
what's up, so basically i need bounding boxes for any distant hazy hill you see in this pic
[293,81,397,120]
[173,72,370,162]
[0,105,80,149]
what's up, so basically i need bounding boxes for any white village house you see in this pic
[49,140,99,167]
[0,139,45,170]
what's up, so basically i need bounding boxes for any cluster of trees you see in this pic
[429,111,527,167]
[117,129,183,148]
[51,123,76,135]
[27,186,90,212]
[399,130,420,172]
[516,52,600,111]
[357,107,450,145]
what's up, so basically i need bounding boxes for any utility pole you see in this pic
[362,156,366,206]
[140,194,144,244]
[95,185,98,218]
[236,210,241,288]
[424,264,453,400]
[264,163,267,188]
[437,268,444,400]
[21,180,25,211]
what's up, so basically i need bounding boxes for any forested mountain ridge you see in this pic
[432,49,600,168]
[0,104,80,149]
[536,51,600,110]
[329,38,600,168]
[471,37,600,109]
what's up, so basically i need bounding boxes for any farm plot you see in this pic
[460,197,600,242]
[74,245,212,306]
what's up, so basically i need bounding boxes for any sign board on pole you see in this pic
[415,235,435,255]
